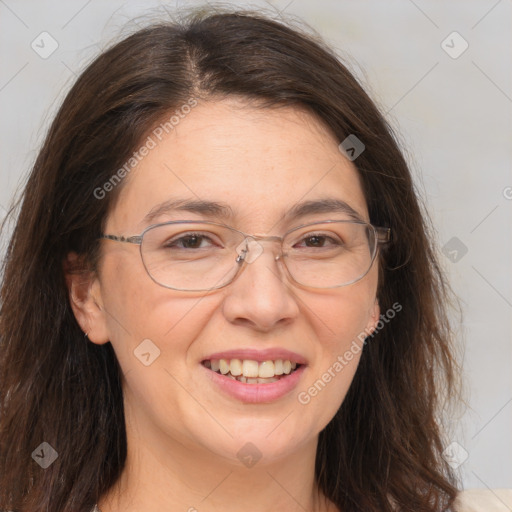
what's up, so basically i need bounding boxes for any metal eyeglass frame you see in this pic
[100,219,391,291]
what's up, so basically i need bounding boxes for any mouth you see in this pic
[201,358,302,384]
[200,351,307,403]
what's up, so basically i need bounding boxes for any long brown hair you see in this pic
[0,7,461,511]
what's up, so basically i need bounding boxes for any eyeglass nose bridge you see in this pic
[235,234,284,265]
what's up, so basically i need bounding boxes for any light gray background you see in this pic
[1,0,510,493]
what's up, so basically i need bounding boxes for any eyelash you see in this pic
[164,233,218,249]
[164,232,343,250]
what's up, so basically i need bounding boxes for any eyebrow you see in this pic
[142,198,235,225]
[142,197,364,226]
[286,198,364,222]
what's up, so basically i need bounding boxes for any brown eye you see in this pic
[295,234,342,249]
[164,233,215,249]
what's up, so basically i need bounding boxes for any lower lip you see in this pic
[202,364,306,403]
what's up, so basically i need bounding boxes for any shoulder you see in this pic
[454,489,512,511]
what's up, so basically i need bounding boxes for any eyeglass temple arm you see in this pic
[376,227,391,244]
[100,234,143,244]
[99,227,391,246]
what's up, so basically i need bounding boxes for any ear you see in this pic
[365,298,380,336]
[64,252,110,345]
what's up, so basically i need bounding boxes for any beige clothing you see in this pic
[454,489,512,511]
[92,489,512,511]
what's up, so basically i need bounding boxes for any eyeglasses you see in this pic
[100,220,390,292]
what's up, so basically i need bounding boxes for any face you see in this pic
[71,98,380,467]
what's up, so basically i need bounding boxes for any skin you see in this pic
[67,98,380,512]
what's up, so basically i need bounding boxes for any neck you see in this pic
[98,411,335,512]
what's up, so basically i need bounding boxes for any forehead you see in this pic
[108,98,369,233]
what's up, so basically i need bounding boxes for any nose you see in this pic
[222,240,300,332]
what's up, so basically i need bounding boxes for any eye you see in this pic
[294,233,342,249]
[164,233,217,249]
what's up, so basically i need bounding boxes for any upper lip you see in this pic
[202,348,307,365]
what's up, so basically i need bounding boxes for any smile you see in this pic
[200,353,306,403]
[202,358,301,383]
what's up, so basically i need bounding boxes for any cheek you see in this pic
[308,291,371,390]
[296,280,377,426]
[100,251,217,372]
[100,254,223,438]
[307,283,376,348]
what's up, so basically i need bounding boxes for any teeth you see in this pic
[258,377,279,383]
[258,360,275,378]
[242,360,260,378]
[219,359,230,375]
[205,358,300,381]
[230,359,242,376]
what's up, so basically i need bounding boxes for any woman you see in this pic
[0,7,462,512]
